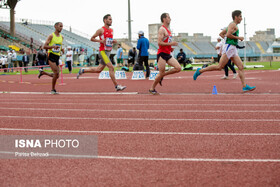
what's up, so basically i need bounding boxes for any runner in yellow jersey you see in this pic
[39,22,64,94]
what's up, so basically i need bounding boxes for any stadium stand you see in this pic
[0,20,279,63]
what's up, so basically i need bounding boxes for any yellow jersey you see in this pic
[49,32,63,56]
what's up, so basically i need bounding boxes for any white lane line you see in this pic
[0,91,138,95]
[1,151,279,162]
[97,156,280,163]
[0,107,279,113]
[1,91,280,96]
[0,116,280,122]
[0,98,279,102]
[1,128,280,136]
[0,102,279,106]
[1,98,280,102]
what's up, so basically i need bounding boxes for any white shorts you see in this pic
[222,44,238,59]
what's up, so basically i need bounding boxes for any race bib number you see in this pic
[105,38,113,51]
[168,36,173,43]
[52,44,61,53]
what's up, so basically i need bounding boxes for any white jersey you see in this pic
[216,40,223,55]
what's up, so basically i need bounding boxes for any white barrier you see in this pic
[131,71,145,80]
[149,71,159,80]
[115,71,127,79]
[99,71,127,79]
[98,71,110,79]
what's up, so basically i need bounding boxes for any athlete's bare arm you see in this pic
[219,29,227,39]
[157,27,178,47]
[90,28,104,43]
[226,23,244,41]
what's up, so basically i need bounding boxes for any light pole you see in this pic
[128,0,132,42]
[244,17,247,67]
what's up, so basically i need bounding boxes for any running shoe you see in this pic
[233,73,238,79]
[159,77,164,86]
[116,85,126,91]
[149,89,159,95]
[243,84,256,93]
[76,68,84,79]
[193,68,201,80]
[51,89,59,95]
[221,75,229,80]
[38,69,43,79]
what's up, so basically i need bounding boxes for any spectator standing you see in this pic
[12,50,19,71]
[65,46,73,73]
[116,44,123,67]
[7,50,13,73]
[0,55,7,72]
[136,31,150,78]
[22,52,30,72]
[177,48,186,68]
[36,46,47,70]
[215,37,223,63]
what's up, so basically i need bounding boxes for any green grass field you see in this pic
[0,61,279,75]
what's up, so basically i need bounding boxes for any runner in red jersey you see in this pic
[149,13,181,95]
[157,25,172,55]
[99,26,113,52]
[76,14,126,92]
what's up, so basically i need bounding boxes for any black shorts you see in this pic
[48,53,60,66]
[157,52,172,62]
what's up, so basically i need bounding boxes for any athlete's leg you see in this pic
[106,62,118,87]
[83,64,105,73]
[224,63,229,77]
[48,61,59,91]
[228,60,237,74]
[150,56,166,90]
[231,55,246,87]
[165,57,181,76]
[39,60,56,78]
[200,54,229,74]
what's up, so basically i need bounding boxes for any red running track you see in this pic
[0,70,280,186]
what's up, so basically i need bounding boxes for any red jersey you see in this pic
[99,26,113,51]
[157,25,172,54]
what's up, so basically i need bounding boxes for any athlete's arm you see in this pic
[219,29,227,39]
[90,28,104,43]
[43,34,57,50]
[157,27,178,47]
[157,27,166,46]
[226,23,244,41]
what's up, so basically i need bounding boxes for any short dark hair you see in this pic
[232,10,242,20]
[54,22,62,26]
[103,14,111,22]
[160,13,168,23]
